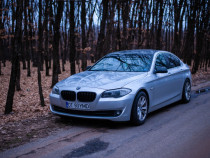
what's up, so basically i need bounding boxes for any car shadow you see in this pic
[148,101,182,117]
[54,114,131,130]
[148,88,209,118]
[52,100,189,130]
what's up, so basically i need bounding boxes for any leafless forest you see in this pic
[0,0,209,114]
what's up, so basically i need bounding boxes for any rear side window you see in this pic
[165,54,181,69]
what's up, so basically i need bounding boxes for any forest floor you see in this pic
[0,61,210,151]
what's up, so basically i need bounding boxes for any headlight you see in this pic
[52,86,59,95]
[101,88,131,98]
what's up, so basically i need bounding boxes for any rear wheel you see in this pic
[182,79,191,103]
[130,91,148,126]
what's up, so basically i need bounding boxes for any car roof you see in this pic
[106,49,160,56]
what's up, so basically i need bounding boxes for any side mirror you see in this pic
[86,66,91,71]
[154,66,168,73]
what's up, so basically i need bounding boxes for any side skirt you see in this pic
[148,93,182,113]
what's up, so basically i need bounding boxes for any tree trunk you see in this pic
[138,0,145,48]
[24,0,31,77]
[192,0,207,74]
[15,0,22,91]
[16,60,21,91]
[150,0,156,49]
[29,0,36,68]
[5,0,23,114]
[178,0,186,56]
[146,0,151,48]
[48,0,53,70]
[81,0,87,71]
[38,0,45,106]
[69,0,76,75]
[96,0,108,59]
[122,0,130,50]
[182,0,197,66]
[107,0,116,52]
[0,0,3,75]
[62,3,69,72]
[61,36,65,72]
[0,61,1,75]
[22,53,26,69]
[172,0,184,55]
[116,2,121,51]
[43,0,50,76]
[156,0,164,50]
[87,1,97,42]
[51,1,64,87]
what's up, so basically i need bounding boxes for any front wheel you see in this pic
[130,91,149,126]
[182,79,191,103]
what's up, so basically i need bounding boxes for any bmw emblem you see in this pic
[76,87,81,90]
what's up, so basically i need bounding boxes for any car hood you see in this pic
[56,71,148,90]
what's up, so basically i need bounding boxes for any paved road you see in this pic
[1,90,210,158]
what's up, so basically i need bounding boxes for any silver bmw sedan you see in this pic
[50,49,191,125]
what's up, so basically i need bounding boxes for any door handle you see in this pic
[150,87,154,91]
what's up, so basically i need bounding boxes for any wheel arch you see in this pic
[183,77,191,88]
[185,77,191,83]
[132,88,150,109]
[130,88,150,124]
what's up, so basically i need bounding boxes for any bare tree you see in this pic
[156,0,165,49]
[5,0,23,114]
[0,0,3,75]
[182,0,197,66]
[51,0,64,87]
[43,0,50,76]
[96,0,109,59]
[37,0,45,106]
[192,0,208,74]
[172,0,184,55]
[81,0,87,71]
[69,0,76,75]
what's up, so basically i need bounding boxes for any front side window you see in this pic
[155,54,168,70]
[90,54,153,72]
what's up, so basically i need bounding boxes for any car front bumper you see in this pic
[49,89,135,121]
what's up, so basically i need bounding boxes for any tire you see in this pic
[182,79,191,103]
[130,91,149,126]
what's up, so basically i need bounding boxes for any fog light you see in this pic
[115,110,122,116]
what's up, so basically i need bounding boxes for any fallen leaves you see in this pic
[0,61,72,126]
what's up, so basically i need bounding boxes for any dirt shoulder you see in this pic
[0,62,210,151]
[0,114,72,151]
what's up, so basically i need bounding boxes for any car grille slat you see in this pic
[77,92,96,102]
[61,91,76,101]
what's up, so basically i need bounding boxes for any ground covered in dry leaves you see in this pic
[0,61,210,151]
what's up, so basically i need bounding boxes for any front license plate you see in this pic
[66,102,90,110]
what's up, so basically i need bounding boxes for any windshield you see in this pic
[90,54,153,72]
